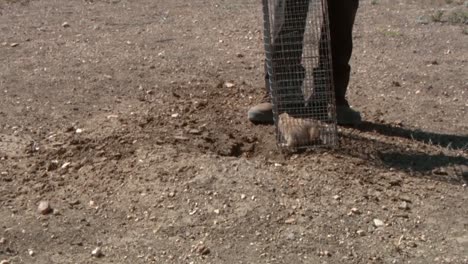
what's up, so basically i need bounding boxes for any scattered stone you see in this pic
[28,249,35,256]
[174,136,189,141]
[75,128,83,134]
[224,82,235,88]
[196,245,210,255]
[284,218,296,224]
[240,194,246,200]
[286,232,295,240]
[69,200,80,206]
[62,22,70,28]
[398,201,410,210]
[333,195,340,200]
[171,113,179,118]
[399,195,412,203]
[0,260,10,264]
[393,213,409,219]
[319,250,332,257]
[0,237,5,244]
[10,43,19,47]
[188,129,201,135]
[168,192,175,198]
[213,209,220,214]
[373,219,385,227]
[350,208,361,215]
[91,247,103,258]
[38,201,53,215]
[357,230,366,236]
[61,162,71,170]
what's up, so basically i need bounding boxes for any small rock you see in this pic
[373,219,385,227]
[357,230,366,236]
[28,249,35,256]
[433,168,448,175]
[10,43,19,47]
[398,201,410,210]
[61,162,71,169]
[171,113,179,118]
[0,237,5,244]
[213,209,220,214]
[69,200,80,206]
[284,218,296,224]
[224,82,235,88]
[62,22,70,28]
[188,129,201,135]
[91,247,103,258]
[75,128,83,134]
[240,194,246,200]
[196,245,210,255]
[0,260,10,264]
[399,195,412,203]
[38,201,53,215]
[286,232,295,240]
[350,208,361,214]
[168,192,175,198]
[333,195,340,200]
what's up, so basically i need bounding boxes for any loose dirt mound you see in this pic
[1,0,467,263]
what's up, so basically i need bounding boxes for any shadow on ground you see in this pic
[334,122,468,184]
[357,121,468,150]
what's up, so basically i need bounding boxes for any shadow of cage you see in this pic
[262,0,338,150]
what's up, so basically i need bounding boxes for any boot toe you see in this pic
[248,103,274,123]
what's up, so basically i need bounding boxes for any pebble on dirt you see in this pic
[357,230,366,236]
[62,22,70,28]
[373,219,385,227]
[196,245,210,255]
[0,237,5,244]
[399,201,410,210]
[91,247,104,258]
[10,43,19,47]
[0,260,10,264]
[37,201,53,215]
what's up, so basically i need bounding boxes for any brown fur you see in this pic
[277,113,321,148]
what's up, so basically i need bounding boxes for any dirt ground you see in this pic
[1,0,467,263]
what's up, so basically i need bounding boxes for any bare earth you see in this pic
[1,0,467,263]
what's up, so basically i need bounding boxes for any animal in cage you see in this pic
[277,112,321,148]
[262,0,338,150]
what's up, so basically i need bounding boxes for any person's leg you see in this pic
[312,0,360,122]
[326,0,359,105]
[249,0,309,123]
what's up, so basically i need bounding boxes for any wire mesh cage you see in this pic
[262,0,338,150]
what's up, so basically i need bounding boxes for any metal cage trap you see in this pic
[262,0,338,150]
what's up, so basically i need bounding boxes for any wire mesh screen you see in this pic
[262,0,338,150]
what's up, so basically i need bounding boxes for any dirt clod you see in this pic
[91,247,103,258]
[373,219,385,227]
[196,245,210,255]
[398,201,410,210]
[37,201,52,215]
[357,230,366,236]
